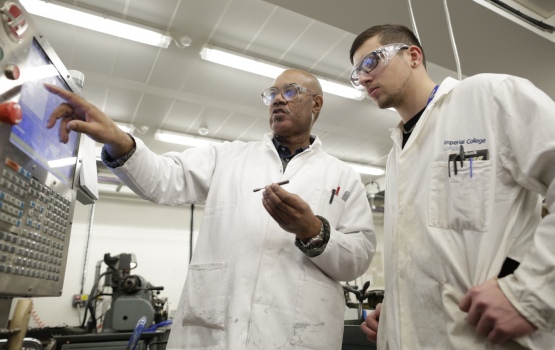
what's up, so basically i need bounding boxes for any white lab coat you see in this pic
[378,74,555,349]
[109,133,376,349]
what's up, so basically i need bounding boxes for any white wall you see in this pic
[11,192,384,328]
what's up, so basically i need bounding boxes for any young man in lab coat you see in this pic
[349,24,555,349]
[45,69,377,349]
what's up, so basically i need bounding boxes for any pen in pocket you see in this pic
[329,189,336,204]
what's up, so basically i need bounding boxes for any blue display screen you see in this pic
[10,38,79,188]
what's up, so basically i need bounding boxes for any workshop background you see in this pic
[8,0,555,330]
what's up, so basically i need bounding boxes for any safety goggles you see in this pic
[350,43,409,90]
[260,83,314,105]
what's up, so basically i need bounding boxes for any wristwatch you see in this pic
[295,215,330,257]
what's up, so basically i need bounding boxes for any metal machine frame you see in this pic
[0,0,96,333]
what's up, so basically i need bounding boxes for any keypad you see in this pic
[0,159,70,282]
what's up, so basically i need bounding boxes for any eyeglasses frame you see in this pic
[350,43,410,89]
[260,82,316,105]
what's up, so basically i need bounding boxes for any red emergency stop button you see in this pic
[0,102,22,125]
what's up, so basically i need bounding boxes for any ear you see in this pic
[408,45,424,67]
[312,94,323,122]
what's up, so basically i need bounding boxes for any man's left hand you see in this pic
[459,279,537,344]
[261,183,321,241]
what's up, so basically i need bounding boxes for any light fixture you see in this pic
[155,130,222,147]
[115,123,134,134]
[48,157,77,168]
[19,0,173,48]
[345,161,385,176]
[93,124,133,161]
[154,129,385,177]
[200,44,365,101]
[95,145,103,161]
[198,127,209,136]
[473,0,555,43]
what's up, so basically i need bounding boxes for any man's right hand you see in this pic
[44,83,134,159]
[361,302,381,343]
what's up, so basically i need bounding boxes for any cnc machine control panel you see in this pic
[0,0,88,298]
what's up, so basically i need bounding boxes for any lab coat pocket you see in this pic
[181,262,228,330]
[290,277,343,350]
[312,187,346,228]
[429,160,491,231]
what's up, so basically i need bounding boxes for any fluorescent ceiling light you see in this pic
[19,0,172,48]
[155,129,384,176]
[318,78,366,101]
[95,145,102,161]
[345,161,385,176]
[115,123,133,134]
[200,45,284,79]
[200,44,365,101]
[48,157,77,168]
[155,130,222,147]
[94,124,133,160]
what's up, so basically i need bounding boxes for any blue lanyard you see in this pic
[427,84,439,107]
[401,84,440,140]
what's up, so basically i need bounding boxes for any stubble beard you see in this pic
[377,69,413,110]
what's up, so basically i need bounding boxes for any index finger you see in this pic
[44,83,70,99]
[44,83,87,107]
[44,83,87,127]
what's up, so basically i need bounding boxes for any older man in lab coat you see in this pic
[46,68,376,349]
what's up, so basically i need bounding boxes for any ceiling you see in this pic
[23,0,555,194]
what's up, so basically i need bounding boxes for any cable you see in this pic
[81,271,109,329]
[80,203,96,295]
[30,305,45,328]
[147,340,169,350]
[407,0,462,80]
[406,0,422,44]
[144,319,173,332]
[76,304,83,326]
[443,0,462,80]
[190,204,194,263]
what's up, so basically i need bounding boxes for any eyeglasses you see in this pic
[260,83,314,105]
[350,43,409,90]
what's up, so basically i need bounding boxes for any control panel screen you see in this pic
[9,38,79,188]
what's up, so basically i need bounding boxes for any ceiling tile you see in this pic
[112,41,162,83]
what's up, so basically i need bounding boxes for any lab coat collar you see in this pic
[263,133,321,151]
[391,77,461,148]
